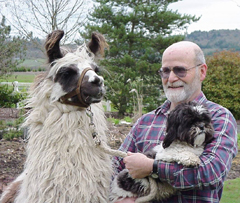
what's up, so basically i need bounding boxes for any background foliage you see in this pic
[0,85,26,108]
[0,16,25,78]
[82,0,199,115]
[203,50,240,120]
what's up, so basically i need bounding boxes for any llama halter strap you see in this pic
[59,67,92,108]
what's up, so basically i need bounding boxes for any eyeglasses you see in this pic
[158,64,202,79]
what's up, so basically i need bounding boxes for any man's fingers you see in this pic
[127,151,134,156]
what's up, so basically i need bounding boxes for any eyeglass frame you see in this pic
[158,63,203,79]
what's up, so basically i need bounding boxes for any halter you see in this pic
[59,67,92,108]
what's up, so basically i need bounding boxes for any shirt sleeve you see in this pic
[157,107,238,190]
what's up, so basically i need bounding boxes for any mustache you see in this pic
[167,81,185,87]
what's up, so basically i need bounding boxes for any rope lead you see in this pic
[86,107,157,203]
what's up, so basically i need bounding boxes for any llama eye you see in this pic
[90,63,100,73]
[55,66,78,83]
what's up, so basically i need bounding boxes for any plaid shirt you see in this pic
[113,92,238,203]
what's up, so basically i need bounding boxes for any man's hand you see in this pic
[123,152,154,179]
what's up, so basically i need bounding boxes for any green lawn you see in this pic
[221,177,240,203]
[19,58,46,68]
[221,133,240,202]
[0,73,36,83]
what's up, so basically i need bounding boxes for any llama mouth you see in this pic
[84,88,105,104]
[85,95,103,103]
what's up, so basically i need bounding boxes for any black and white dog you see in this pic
[110,102,214,203]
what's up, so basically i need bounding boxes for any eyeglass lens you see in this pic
[160,66,188,78]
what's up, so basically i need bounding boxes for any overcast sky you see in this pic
[169,0,240,33]
[1,0,240,36]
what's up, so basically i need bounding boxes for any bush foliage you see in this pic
[203,50,240,120]
[0,16,25,77]
[0,85,26,108]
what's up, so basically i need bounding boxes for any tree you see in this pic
[203,50,240,119]
[0,16,25,77]
[1,0,87,51]
[82,0,199,115]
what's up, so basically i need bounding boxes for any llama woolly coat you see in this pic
[14,77,112,203]
[0,30,113,203]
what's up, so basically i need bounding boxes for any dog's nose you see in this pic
[199,123,205,130]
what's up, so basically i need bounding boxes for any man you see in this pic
[113,41,238,202]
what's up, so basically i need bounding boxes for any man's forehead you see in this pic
[162,43,198,64]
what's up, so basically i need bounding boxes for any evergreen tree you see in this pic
[0,16,25,78]
[82,0,199,115]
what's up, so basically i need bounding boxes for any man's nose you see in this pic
[168,70,179,83]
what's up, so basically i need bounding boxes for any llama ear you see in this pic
[45,30,65,64]
[87,32,109,57]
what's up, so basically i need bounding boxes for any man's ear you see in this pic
[200,64,208,82]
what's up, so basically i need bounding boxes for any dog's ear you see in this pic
[204,124,214,144]
[162,107,180,148]
[163,112,179,148]
[162,133,176,149]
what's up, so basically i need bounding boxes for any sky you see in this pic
[169,0,240,33]
[1,0,240,37]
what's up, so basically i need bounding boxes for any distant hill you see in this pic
[185,29,240,55]
[23,29,240,61]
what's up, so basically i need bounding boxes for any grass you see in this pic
[19,58,46,68]
[0,74,35,83]
[221,177,240,202]
[221,133,240,202]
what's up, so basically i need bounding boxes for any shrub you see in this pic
[204,51,240,120]
[3,129,24,140]
[0,85,26,108]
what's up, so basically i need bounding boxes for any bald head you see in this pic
[162,41,205,65]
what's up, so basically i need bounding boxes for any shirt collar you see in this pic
[155,91,207,115]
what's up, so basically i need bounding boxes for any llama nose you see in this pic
[92,76,103,85]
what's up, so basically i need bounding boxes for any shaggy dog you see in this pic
[110,102,214,203]
[0,30,112,203]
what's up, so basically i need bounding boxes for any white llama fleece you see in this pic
[14,78,112,203]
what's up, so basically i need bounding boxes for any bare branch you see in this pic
[1,0,87,50]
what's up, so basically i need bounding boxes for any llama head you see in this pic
[163,102,214,148]
[45,30,108,107]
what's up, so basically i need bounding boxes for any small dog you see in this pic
[110,102,214,203]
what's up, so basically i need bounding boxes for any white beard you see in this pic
[163,73,201,103]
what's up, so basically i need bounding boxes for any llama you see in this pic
[0,30,113,203]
